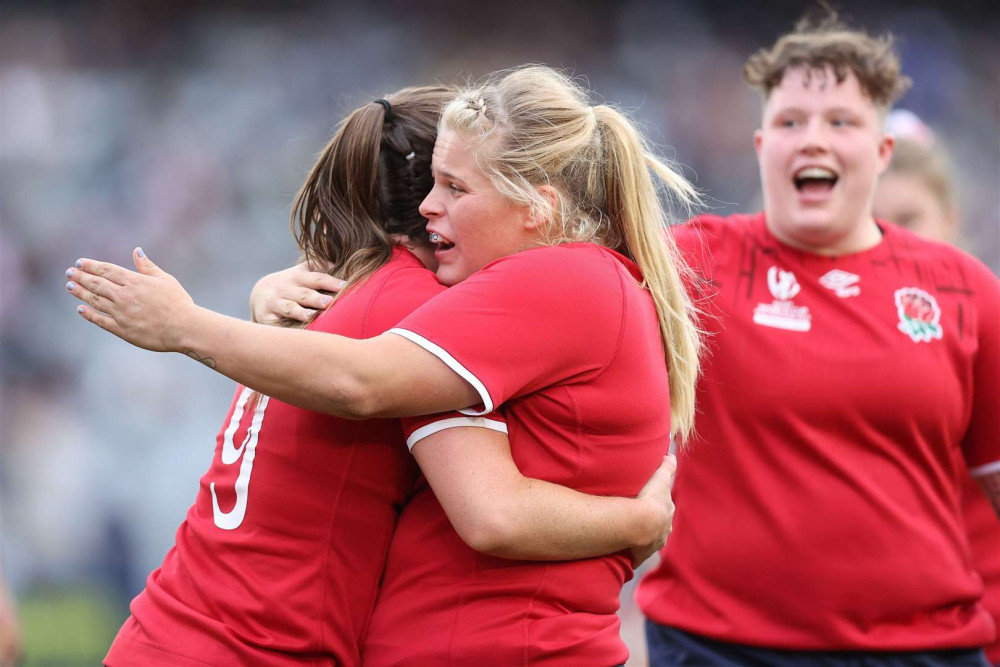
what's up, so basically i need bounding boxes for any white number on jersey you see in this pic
[211,386,269,530]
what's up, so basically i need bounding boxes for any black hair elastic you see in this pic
[374,98,393,122]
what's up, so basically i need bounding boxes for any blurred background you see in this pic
[1,0,997,664]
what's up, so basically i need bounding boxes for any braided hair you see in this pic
[291,86,453,301]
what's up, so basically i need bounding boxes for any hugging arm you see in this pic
[247,263,677,563]
[413,425,676,564]
[67,251,479,419]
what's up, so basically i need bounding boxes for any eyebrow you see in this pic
[434,167,465,184]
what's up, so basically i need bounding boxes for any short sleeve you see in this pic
[389,245,627,415]
[964,258,1000,475]
[401,411,508,451]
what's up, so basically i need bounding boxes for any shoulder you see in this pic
[673,212,761,248]
[477,243,628,295]
[885,222,999,290]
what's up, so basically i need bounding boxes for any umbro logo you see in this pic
[819,269,860,298]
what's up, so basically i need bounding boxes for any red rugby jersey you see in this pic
[105,247,446,667]
[638,213,1000,651]
[364,243,672,666]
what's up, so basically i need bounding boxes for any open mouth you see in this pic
[429,232,455,253]
[793,166,838,195]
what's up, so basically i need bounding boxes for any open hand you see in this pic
[629,454,678,566]
[66,247,195,353]
[250,262,345,325]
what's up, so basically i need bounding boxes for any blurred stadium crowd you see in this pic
[1,0,997,663]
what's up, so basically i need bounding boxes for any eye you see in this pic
[449,183,466,195]
[777,118,799,129]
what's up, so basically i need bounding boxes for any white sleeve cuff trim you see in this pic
[406,417,508,450]
[969,460,1000,477]
[387,328,494,416]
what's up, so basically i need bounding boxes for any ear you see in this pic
[875,133,895,176]
[753,129,763,157]
[528,184,561,230]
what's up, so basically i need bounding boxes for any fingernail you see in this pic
[336,280,347,290]
[66,281,76,291]
[136,247,145,258]
[304,309,317,318]
[75,259,83,268]
[321,296,332,306]
[65,269,74,278]
[77,305,85,314]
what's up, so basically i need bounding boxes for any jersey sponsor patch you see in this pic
[819,269,861,297]
[753,266,812,332]
[894,287,943,343]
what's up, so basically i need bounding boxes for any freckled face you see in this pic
[418,129,537,286]
[755,66,894,255]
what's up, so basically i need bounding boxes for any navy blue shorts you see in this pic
[646,620,989,667]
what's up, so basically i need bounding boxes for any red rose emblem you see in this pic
[900,293,935,322]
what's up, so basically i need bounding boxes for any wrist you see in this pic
[172,305,214,356]
[631,496,662,547]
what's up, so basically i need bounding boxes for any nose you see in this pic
[419,186,442,220]
[799,117,830,154]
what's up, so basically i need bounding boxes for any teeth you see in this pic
[796,167,836,180]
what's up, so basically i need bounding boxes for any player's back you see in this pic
[105,247,445,667]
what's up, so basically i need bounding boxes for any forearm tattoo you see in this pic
[184,350,218,369]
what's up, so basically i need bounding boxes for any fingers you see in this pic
[132,247,166,277]
[71,258,133,286]
[300,272,347,295]
[66,278,117,314]
[291,286,334,311]
[279,300,318,323]
[664,454,677,484]
[65,265,121,303]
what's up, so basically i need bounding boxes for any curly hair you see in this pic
[743,10,911,110]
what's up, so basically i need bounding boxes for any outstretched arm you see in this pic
[414,425,676,564]
[67,250,478,419]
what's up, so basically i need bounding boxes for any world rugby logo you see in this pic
[894,287,943,343]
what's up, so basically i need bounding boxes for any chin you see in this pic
[434,267,464,287]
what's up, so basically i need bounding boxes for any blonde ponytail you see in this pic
[443,66,703,441]
[593,106,702,441]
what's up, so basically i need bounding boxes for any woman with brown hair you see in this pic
[90,83,677,667]
[69,65,702,665]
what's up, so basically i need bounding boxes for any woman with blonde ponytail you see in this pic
[70,66,701,666]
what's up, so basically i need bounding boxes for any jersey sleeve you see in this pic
[389,246,626,415]
[964,258,1000,475]
[401,411,508,451]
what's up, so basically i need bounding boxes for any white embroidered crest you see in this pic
[894,287,943,343]
[819,269,861,298]
[754,267,812,332]
[767,266,801,300]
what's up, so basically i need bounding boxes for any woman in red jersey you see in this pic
[873,113,1000,667]
[83,84,677,667]
[68,65,702,666]
[634,15,1000,667]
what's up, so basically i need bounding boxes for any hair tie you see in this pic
[374,99,393,122]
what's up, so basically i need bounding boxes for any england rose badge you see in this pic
[894,287,943,343]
